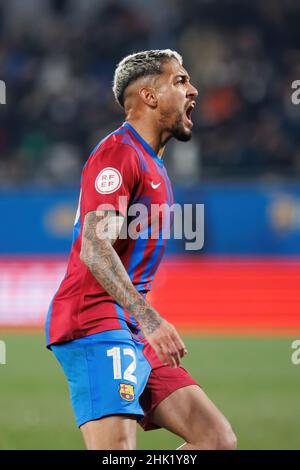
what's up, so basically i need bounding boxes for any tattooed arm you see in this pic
[80,210,187,367]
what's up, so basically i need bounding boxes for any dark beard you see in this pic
[170,114,192,142]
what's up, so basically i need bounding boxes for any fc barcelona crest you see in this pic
[119,383,135,402]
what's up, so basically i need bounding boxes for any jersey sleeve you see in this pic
[81,142,141,217]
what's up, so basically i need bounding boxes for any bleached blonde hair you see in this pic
[113,49,183,107]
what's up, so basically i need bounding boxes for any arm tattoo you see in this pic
[80,211,162,335]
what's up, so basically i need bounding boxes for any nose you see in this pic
[188,82,198,99]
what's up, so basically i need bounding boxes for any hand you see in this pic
[145,319,188,368]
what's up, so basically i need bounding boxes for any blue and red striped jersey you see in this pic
[46,122,174,347]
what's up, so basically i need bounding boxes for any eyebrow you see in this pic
[174,73,190,81]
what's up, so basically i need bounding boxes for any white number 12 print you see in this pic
[107,347,137,383]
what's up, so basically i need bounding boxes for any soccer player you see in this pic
[45,49,237,450]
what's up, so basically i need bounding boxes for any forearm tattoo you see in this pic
[80,211,162,335]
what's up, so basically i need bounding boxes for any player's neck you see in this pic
[126,117,170,159]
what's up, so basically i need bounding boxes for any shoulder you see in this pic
[86,129,142,171]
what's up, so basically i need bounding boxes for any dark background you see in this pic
[1,0,300,187]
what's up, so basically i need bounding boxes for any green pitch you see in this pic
[0,333,299,449]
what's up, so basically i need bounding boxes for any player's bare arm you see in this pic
[80,209,187,368]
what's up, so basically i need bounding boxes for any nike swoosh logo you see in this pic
[151,182,161,189]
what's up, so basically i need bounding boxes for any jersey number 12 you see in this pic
[107,347,137,384]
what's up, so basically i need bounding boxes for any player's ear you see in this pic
[139,87,158,108]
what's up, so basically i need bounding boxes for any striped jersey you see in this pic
[46,122,174,347]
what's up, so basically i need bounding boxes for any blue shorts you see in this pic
[52,330,151,427]
[52,329,198,430]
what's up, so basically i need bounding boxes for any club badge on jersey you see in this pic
[119,383,135,402]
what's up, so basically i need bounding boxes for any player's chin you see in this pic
[173,122,193,142]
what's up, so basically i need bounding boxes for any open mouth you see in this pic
[185,102,195,126]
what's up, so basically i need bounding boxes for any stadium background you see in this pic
[0,0,300,449]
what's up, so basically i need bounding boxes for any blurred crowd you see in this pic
[0,0,300,187]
